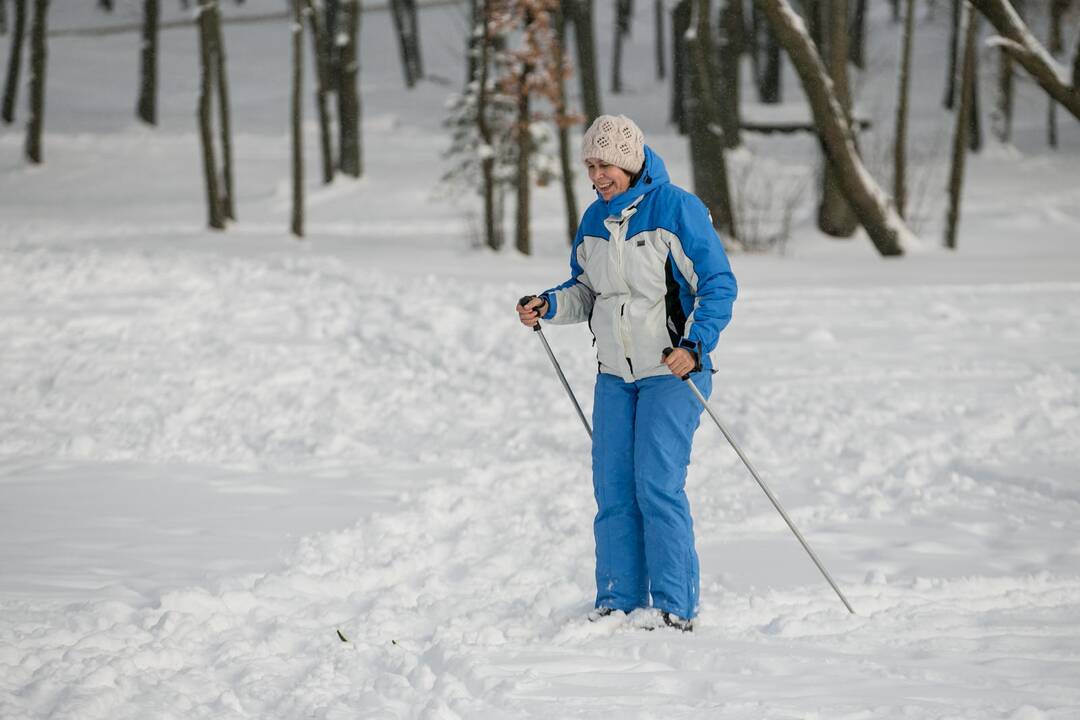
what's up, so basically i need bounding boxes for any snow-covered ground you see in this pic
[2,1,1079,718]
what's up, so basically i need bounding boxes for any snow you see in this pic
[2,1,1080,718]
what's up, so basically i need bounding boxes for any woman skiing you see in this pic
[516,115,737,631]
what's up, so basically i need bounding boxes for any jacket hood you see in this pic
[598,144,670,216]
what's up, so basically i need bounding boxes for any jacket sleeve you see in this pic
[668,194,737,356]
[538,225,595,325]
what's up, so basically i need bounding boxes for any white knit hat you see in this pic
[581,114,645,174]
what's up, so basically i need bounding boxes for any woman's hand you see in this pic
[663,347,697,378]
[516,296,548,327]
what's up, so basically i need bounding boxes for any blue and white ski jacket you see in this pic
[541,145,737,382]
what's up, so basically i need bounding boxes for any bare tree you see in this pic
[670,0,691,132]
[390,0,423,87]
[476,0,504,250]
[817,0,858,238]
[946,2,978,250]
[612,0,632,93]
[292,0,304,237]
[655,0,665,79]
[337,0,361,177]
[554,2,580,244]
[945,0,960,108]
[894,0,915,218]
[992,0,1022,143]
[137,0,159,125]
[716,0,741,148]
[686,0,737,241]
[754,0,915,256]
[849,0,867,69]
[212,3,234,219]
[564,0,601,124]
[2,0,27,124]
[1074,29,1080,87]
[197,0,225,229]
[750,1,782,103]
[968,0,1080,122]
[24,0,47,164]
[304,0,335,184]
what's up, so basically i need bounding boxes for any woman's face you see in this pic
[585,159,633,202]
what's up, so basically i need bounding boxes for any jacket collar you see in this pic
[597,144,670,217]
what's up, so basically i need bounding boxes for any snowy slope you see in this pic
[2,1,1080,718]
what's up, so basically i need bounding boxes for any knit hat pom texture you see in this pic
[581,114,645,174]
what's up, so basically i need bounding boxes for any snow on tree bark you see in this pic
[754,0,916,256]
[970,0,1080,122]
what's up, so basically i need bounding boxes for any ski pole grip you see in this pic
[519,295,544,332]
[662,347,691,381]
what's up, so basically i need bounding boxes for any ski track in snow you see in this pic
[2,244,1080,718]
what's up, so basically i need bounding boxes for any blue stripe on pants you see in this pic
[591,371,711,619]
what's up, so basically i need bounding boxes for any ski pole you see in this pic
[519,296,592,440]
[663,348,855,615]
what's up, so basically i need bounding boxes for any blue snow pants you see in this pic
[591,370,711,619]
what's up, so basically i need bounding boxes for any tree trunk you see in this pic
[24,0,47,164]
[3,0,27,124]
[994,31,1014,142]
[752,2,782,102]
[514,59,531,256]
[687,0,737,240]
[477,0,499,250]
[197,0,224,230]
[671,0,691,133]
[211,3,234,219]
[136,0,159,125]
[468,0,482,84]
[324,0,341,89]
[612,0,631,93]
[390,0,422,87]
[1049,0,1068,54]
[1073,29,1080,87]
[894,0,914,219]
[305,0,335,184]
[817,0,858,238]
[967,30,981,152]
[945,2,977,250]
[754,0,914,256]
[716,0,741,148]
[945,0,960,108]
[567,0,601,125]
[1,0,8,36]
[338,0,361,177]
[849,0,866,69]
[555,3,578,245]
[967,0,1080,122]
[291,0,304,238]
[655,0,666,80]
